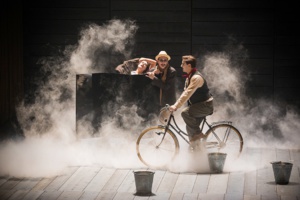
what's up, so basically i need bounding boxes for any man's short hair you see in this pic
[182,55,196,68]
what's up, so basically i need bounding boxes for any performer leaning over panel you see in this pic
[115,57,156,75]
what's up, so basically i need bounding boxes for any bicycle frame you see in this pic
[159,113,190,144]
[158,111,233,146]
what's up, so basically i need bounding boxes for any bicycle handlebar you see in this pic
[165,104,174,114]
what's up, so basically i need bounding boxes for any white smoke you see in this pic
[202,52,246,102]
[0,19,142,178]
[200,41,300,151]
[70,19,137,74]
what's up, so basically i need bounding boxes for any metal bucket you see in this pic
[133,171,155,196]
[208,152,227,173]
[271,161,293,185]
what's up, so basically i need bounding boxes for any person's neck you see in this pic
[188,67,196,75]
[183,68,196,78]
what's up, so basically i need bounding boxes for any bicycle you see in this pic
[136,104,244,168]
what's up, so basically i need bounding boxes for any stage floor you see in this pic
[0,148,299,200]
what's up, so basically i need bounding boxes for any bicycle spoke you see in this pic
[205,124,243,160]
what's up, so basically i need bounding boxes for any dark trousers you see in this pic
[181,100,214,140]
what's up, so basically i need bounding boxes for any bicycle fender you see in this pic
[211,121,232,126]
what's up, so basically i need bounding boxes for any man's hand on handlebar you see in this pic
[168,105,177,112]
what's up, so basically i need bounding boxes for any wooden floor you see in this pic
[0,148,299,200]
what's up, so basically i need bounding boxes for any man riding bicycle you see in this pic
[169,55,214,147]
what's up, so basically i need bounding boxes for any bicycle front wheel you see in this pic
[136,126,179,168]
[205,124,243,159]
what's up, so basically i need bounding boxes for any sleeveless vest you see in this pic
[186,71,211,104]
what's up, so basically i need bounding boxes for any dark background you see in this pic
[1,0,299,136]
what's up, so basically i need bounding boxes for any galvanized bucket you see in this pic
[208,152,227,173]
[271,161,293,185]
[133,171,155,196]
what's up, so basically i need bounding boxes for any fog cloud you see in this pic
[200,41,300,150]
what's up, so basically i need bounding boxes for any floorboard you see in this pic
[172,173,196,193]
[206,174,228,194]
[155,172,178,193]
[192,174,209,193]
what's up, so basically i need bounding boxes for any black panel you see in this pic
[76,73,160,134]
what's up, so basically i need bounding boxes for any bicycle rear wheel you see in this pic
[205,124,243,159]
[136,126,179,168]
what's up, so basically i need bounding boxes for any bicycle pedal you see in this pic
[188,146,195,153]
[189,143,201,152]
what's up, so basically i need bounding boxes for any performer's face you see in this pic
[157,56,168,70]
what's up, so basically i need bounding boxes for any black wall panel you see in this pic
[76,73,160,133]
[23,0,110,103]
[273,3,300,107]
